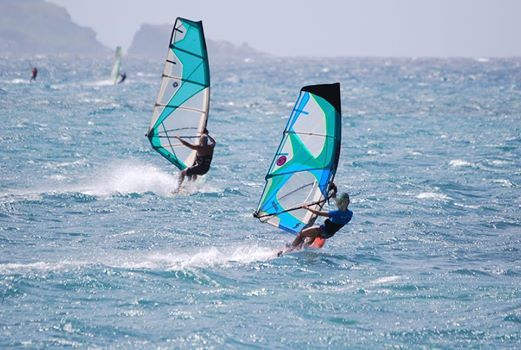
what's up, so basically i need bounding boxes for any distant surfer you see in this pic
[30,67,38,81]
[174,130,216,188]
[118,72,126,84]
[281,184,352,255]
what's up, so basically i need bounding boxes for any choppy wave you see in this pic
[1,57,521,348]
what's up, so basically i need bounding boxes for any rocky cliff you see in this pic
[0,0,110,56]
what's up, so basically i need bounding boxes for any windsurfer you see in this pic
[174,130,216,187]
[118,72,126,84]
[30,67,38,81]
[285,186,352,252]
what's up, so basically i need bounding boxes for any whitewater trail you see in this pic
[0,160,220,200]
[0,245,279,275]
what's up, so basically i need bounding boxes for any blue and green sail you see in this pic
[147,18,210,170]
[254,83,342,234]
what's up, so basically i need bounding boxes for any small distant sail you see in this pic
[110,46,122,85]
[254,83,342,234]
[147,18,210,170]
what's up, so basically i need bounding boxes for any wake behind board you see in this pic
[277,238,326,257]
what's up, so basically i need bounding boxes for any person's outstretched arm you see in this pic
[301,204,330,217]
[174,136,198,150]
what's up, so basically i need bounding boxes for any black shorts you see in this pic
[186,163,210,176]
[318,219,343,239]
[318,226,336,239]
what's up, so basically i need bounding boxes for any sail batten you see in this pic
[254,83,342,234]
[147,18,210,170]
[154,103,207,113]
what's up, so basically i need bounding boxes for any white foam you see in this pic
[449,159,475,168]
[370,275,401,285]
[111,229,137,238]
[0,246,277,275]
[81,161,179,197]
[84,79,115,87]
[224,75,240,83]
[136,72,152,77]
[0,261,83,274]
[104,246,277,271]
[63,323,74,333]
[1,160,219,200]
[489,160,511,166]
[454,202,480,209]
[8,79,28,84]
[43,158,88,169]
[79,97,111,104]
[492,179,514,187]
[181,179,220,195]
[126,245,277,271]
[0,191,42,204]
[47,174,67,181]
[417,192,450,201]
[407,150,422,156]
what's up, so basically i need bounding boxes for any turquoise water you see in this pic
[1,56,520,348]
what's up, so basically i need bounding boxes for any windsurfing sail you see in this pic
[110,46,122,85]
[254,83,342,234]
[147,18,210,170]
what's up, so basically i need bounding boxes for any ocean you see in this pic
[1,56,520,348]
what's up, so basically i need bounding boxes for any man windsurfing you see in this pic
[174,130,216,187]
[280,184,353,255]
[118,72,126,84]
[30,67,38,81]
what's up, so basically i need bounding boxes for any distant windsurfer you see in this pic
[118,72,126,84]
[174,129,216,187]
[281,184,353,255]
[30,67,38,81]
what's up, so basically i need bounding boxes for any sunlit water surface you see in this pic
[0,56,520,348]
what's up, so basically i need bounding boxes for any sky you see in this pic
[48,0,521,57]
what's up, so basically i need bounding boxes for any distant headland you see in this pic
[0,0,110,56]
[128,23,268,62]
[1,0,267,61]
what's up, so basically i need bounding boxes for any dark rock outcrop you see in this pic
[0,0,110,56]
[128,23,267,63]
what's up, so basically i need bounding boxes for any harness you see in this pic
[324,219,343,234]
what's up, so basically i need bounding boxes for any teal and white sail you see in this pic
[147,18,210,170]
[254,83,342,234]
[110,46,122,85]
